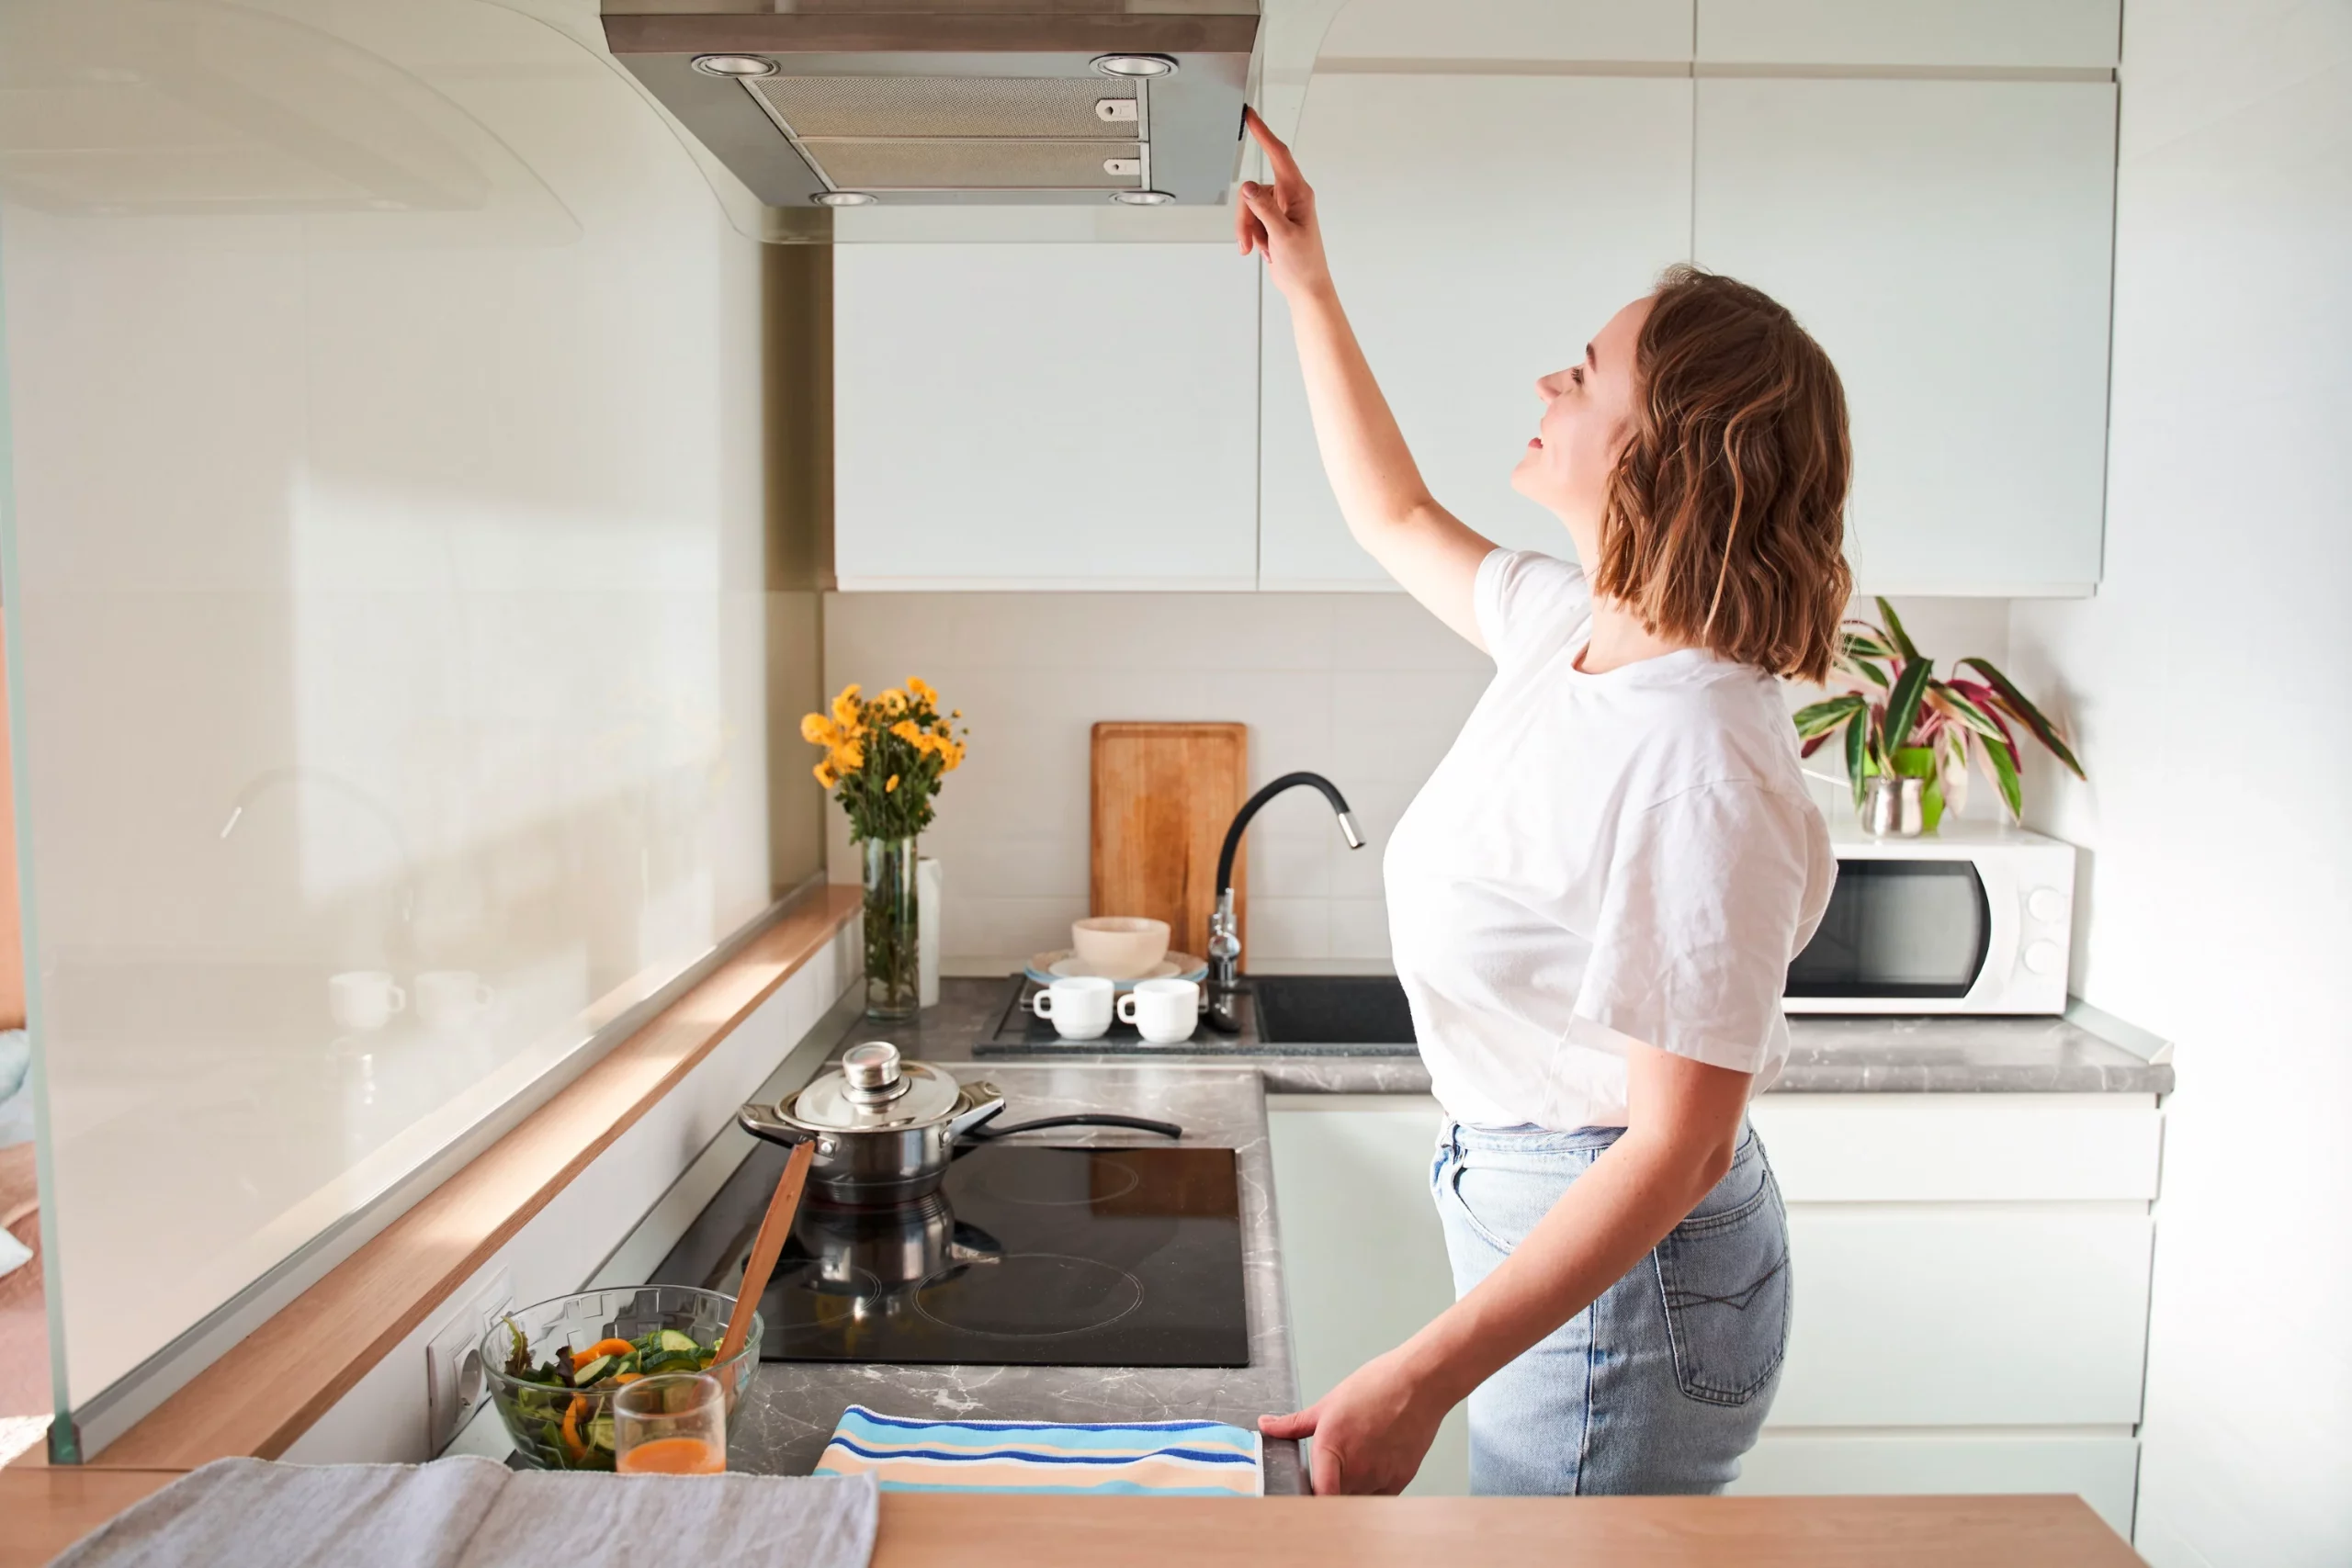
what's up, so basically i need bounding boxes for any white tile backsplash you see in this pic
[824,587,2013,971]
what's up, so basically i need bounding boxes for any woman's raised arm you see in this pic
[1238,109,1496,650]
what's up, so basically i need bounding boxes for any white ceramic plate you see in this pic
[1025,950,1209,988]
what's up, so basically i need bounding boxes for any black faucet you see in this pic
[1204,772,1364,1033]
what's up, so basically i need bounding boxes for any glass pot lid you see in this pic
[786,1042,965,1133]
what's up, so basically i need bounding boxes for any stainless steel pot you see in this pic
[737,1042,1006,1205]
[736,1041,1185,1206]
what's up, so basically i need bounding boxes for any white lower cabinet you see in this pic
[1267,1090,2158,1534]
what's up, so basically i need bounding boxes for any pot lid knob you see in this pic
[842,1041,902,1093]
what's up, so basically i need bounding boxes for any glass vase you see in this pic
[862,836,920,1021]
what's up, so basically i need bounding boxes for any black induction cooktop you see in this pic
[649,1141,1249,1368]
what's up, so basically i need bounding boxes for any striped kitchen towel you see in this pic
[813,1405,1262,1496]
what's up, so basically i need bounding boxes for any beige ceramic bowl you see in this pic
[1070,916,1171,977]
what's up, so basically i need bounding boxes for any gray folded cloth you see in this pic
[50,1456,878,1568]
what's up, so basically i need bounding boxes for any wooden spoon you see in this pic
[717,1139,816,1364]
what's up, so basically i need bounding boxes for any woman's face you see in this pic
[1510,294,1653,561]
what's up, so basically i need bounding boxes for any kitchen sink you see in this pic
[1250,975,1416,1046]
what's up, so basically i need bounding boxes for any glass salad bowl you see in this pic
[481,1285,761,1471]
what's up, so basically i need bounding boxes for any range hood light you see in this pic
[1111,190,1176,206]
[813,191,878,208]
[1091,53,1178,79]
[691,53,777,78]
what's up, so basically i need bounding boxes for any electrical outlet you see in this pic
[424,1267,514,1454]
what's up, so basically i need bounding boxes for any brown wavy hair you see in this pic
[1589,265,1851,683]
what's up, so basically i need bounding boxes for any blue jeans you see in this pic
[1431,1121,1792,1495]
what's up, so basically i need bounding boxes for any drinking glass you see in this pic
[613,1372,728,1474]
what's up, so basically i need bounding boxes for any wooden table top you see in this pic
[1,1468,2145,1567]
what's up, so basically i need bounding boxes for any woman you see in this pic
[1238,110,1848,1497]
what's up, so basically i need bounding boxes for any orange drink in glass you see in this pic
[614,1372,728,1475]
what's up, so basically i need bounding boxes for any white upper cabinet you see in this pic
[1260,73,1693,588]
[1695,0,2120,68]
[1693,78,2117,594]
[833,243,1260,589]
[1318,0,1693,62]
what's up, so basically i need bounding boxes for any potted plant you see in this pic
[801,678,968,1020]
[1792,599,2084,832]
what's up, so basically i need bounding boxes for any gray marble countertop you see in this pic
[727,1060,1304,1493]
[910,978,2174,1096]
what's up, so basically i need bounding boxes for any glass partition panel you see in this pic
[0,0,788,1448]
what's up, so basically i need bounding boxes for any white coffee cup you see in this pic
[1032,976,1114,1042]
[415,970,496,1031]
[1118,976,1200,1045]
[329,971,406,1032]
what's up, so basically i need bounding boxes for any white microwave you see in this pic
[1784,818,2077,1015]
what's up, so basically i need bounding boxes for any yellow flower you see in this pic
[890,719,922,746]
[813,760,838,788]
[876,688,908,716]
[942,740,966,773]
[910,731,942,756]
[908,676,938,706]
[950,708,962,719]
[800,713,838,746]
[830,684,863,729]
[831,739,865,773]
[886,773,900,794]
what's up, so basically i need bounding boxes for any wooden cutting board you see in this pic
[1091,722,1248,964]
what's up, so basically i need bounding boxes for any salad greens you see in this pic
[493,1320,724,1471]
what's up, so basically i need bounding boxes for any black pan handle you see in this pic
[959,1113,1183,1143]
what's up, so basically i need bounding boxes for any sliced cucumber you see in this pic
[656,1329,699,1354]
[590,1414,616,1452]
[571,1354,614,1386]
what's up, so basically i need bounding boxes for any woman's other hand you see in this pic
[1258,1344,1449,1495]
[1236,107,1333,299]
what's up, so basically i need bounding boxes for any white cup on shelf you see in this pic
[1032,976,1114,1042]
[1118,977,1200,1045]
[328,971,405,1032]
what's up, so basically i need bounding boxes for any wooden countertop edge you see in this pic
[66,885,863,1471]
[0,1472,2147,1568]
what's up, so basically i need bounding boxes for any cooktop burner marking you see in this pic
[962,1154,1144,1207]
[913,1252,1145,1338]
[763,1258,886,1325]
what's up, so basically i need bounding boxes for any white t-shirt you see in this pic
[1385,548,1836,1132]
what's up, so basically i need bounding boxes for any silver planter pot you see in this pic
[1860,773,1928,837]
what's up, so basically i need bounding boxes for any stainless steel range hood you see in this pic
[602,3,1260,209]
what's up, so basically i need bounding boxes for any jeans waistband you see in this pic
[1443,1120,1758,1158]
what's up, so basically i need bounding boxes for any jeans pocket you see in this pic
[1653,1171,1792,1407]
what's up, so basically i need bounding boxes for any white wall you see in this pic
[822,590,2010,972]
[2006,3,2352,1562]
[0,0,775,1417]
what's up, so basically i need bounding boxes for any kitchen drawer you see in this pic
[1773,1203,2153,1427]
[1748,1093,2162,1202]
[1735,1428,2140,1537]
[1695,0,2120,70]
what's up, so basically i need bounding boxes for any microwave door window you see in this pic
[1785,861,1992,999]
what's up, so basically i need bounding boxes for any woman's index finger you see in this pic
[1244,106,1306,188]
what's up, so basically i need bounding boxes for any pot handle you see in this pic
[737,1101,812,1148]
[947,1081,1007,1139]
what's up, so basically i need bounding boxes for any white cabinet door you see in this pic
[1693,78,2116,594]
[1260,73,1692,588]
[1772,1202,2153,1427]
[1319,0,1693,63]
[1266,1098,1469,1495]
[1695,0,2120,69]
[833,243,1260,589]
[1735,1429,2141,1537]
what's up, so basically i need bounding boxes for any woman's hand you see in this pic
[1236,107,1333,300]
[1259,1344,1452,1495]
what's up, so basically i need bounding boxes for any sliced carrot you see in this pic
[613,1372,644,1384]
[582,1338,639,1361]
[560,1394,589,1461]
